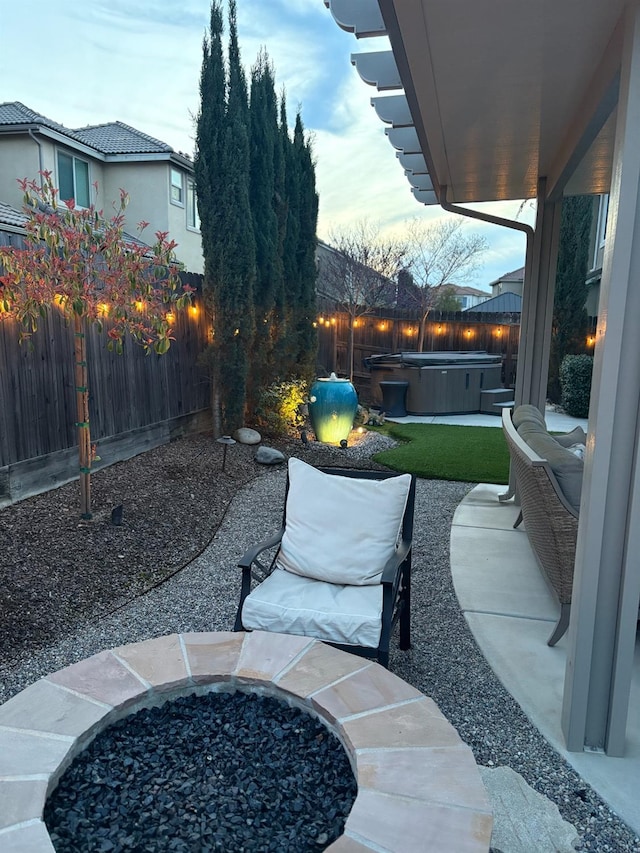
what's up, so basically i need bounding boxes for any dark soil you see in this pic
[0,431,387,669]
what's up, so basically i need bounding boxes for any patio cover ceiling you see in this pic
[345,0,626,205]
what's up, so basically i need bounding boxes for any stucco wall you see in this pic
[0,135,51,207]
[102,161,203,273]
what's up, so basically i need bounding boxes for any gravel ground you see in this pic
[2,429,639,851]
[0,430,390,668]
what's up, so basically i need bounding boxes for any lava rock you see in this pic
[44,691,356,853]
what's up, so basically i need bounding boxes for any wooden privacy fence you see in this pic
[315,304,521,404]
[0,273,210,503]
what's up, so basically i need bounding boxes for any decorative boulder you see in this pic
[234,427,261,445]
[255,446,286,465]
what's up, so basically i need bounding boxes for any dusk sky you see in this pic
[2,0,534,288]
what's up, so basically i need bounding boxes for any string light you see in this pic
[189,304,198,317]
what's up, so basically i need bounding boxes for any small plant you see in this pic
[255,378,309,437]
[0,171,193,518]
[355,405,385,426]
[560,354,593,418]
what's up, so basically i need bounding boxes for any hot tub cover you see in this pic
[365,351,502,368]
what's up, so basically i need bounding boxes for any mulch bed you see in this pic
[0,431,387,668]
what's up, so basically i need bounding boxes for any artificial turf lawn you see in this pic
[371,422,510,484]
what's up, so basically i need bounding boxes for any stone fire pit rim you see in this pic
[0,630,493,853]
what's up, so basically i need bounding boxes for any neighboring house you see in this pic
[489,266,525,298]
[0,102,203,273]
[462,290,522,314]
[585,193,608,319]
[0,199,27,241]
[442,284,491,309]
[316,240,397,308]
[0,199,152,254]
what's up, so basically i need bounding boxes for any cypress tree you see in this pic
[195,3,318,424]
[547,196,592,403]
[280,97,300,369]
[291,112,319,381]
[217,0,256,430]
[278,102,302,374]
[247,50,281,406]
[194,1,226,433]
[270,91,288,379]
[195,0,256,433]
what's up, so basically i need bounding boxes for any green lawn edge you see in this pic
[370,422,510,484]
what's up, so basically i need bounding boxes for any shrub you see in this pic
[255,379,309,437]
[560,354,593,417]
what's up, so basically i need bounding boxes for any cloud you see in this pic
[1,0,528,288]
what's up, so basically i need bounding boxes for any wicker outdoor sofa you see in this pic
[501,405,586,645]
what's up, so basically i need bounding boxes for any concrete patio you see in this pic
[388,409,640,837]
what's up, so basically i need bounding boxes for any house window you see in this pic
[57,151,90,207]
[187,179,200,230]
[170,168,184,205]
[592,194,609,270]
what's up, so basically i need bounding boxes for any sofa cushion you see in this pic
[277,458,412,586]
[241,568,383,648]
[553,426,587,447]
[517,423,583,513]
[512,404,545,429]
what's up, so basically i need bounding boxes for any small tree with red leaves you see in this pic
[0,171,194,518]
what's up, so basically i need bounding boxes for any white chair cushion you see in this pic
[241,568,383,648]
[277,458,411,585]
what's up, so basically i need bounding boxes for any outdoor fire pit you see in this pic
[0,631,493,851]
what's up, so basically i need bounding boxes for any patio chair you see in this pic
[234,458,416,668]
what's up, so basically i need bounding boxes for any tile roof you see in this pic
[489,266,525,287]
[0,199,150,250]
[0,101,83,139]
[73,122,173,155]
[447,284,492,297]
[0,101,177,157]
[0,201,27,229]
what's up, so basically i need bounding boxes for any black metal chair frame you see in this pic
[234,466,416,668]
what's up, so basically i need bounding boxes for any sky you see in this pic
[1,0,534,289]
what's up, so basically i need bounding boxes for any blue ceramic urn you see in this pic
[308,373,358,445]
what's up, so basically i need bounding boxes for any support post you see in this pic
[562,2,640,755]
[514,178,562,413]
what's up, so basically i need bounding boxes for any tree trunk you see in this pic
[418,314,427,352]
[348,319,355,381]
[74,314,92,519]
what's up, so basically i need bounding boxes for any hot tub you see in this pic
[365,351,503,415]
